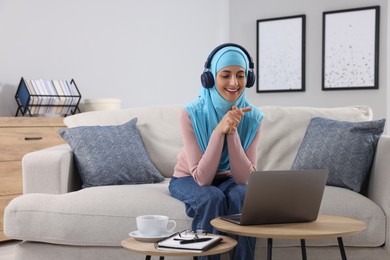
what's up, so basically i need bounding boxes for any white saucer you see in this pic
[129,230,174,243]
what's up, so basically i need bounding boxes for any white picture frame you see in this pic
[322,6,380,90]
[256,15,306,93]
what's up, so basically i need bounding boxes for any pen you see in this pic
[179,237,212,244]
[156,232,178,243]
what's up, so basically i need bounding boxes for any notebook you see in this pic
[157,231,222,252]
[220,169,328,225]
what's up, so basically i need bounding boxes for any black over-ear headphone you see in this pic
[200,43,255,89]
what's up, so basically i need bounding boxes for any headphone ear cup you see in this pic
[201,70,215,89]
[246,71,255,88]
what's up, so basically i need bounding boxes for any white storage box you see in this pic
[83,98,121,112]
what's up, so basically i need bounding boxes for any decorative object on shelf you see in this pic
[83,98,121,112]
[15,77,82,116]
[256,14,306,93]
[322,6,380,90]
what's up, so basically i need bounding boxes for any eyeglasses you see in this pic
[174,229,211,244]
[177,229,208,239]
[154,229,212,248]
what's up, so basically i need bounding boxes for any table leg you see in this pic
[226,234,238,260]
[145,256,164,260]
[337,237,347,260]
[267,238,273,260]
[300,239,307,260]
[230,245,236,260]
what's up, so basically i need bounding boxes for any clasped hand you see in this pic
[216,106,252,135]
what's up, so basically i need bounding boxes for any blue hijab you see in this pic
[185,46,264,172]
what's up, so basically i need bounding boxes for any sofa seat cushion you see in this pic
[4,179,192,246]
[318,186,386,246]
[5,181,385,248]
[257,186,386,248]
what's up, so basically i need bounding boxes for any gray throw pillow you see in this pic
[291,117,385,193]
[59,118,164,188]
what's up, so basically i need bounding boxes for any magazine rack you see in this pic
[15,77,82,117]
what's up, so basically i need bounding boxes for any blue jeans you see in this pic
[169,176,256,260]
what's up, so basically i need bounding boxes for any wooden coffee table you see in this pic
[121,234,237,260]
[211,214,366,260]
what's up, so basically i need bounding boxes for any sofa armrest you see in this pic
[22,144,82,194]
[367,135,390,251]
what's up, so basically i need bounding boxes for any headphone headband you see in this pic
[201,43,255,88]
[204,43,254,70]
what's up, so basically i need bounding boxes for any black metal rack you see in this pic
[15,77,82,117]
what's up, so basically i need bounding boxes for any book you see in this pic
[52,80,68,114]
[157,231,222,252]
[22,79,37,114]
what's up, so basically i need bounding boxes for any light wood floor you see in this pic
[0,240,18,260]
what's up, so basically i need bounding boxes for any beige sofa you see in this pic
[4,105,390,260]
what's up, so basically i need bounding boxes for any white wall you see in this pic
[0,0,229,116]
[1,0,388,122]
[230,0,388,120]
[388,2,390,130]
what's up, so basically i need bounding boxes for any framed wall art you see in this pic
[322,6,380,90]
[256,15,306,93]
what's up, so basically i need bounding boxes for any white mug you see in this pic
[136,215,176,237]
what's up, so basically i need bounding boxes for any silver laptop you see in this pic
[220,169,328,225]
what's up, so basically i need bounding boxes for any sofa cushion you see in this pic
[291,117,385,192]
[317,186,386,246]
[256,106,373,171]
[63,105,373,177]
[255,186,386,248]
[4,183,385,248]
[4,180,192,246]
[59,118,164,188]
[64,105,183,178]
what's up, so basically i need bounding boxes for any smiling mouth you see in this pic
[226,88,239,93]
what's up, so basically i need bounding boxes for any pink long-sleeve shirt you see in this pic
[173,109,261,186]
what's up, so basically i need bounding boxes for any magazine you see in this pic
[157,231,222,252]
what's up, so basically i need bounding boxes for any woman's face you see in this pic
[215,65,246,102]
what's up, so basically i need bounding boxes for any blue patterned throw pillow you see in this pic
[291,117,385,193]
[59,118,164,188]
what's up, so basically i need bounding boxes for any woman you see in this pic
[169,43,264,259]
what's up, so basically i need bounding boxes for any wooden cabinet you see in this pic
[0,117,66,241]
